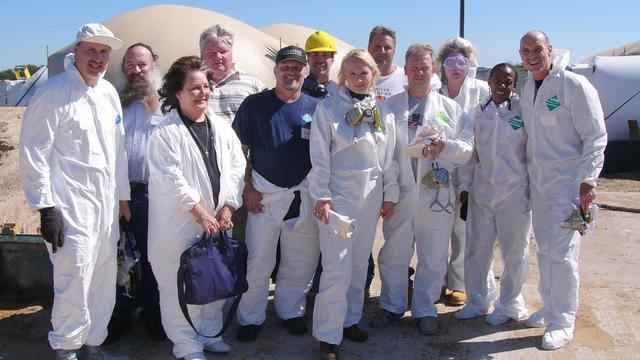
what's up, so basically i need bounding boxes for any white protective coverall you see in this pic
[147,109,245,359]
[309,89,399,344]
[236,171,319,325]
[520,49,606,343]
[380,90,473,319]
[440,65,490,293]
[19,57,129,350]
[457,95,531,320]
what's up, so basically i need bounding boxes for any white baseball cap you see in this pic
[74,23,123,49]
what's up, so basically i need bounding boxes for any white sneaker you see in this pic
[526,309,547,328]
[486,308,528,326]
[541,327,574,350]
[183,352,208,360]
[204,339,231,353]
[485,312,512,325]
[454,306,489,320]
[54,349,78,360]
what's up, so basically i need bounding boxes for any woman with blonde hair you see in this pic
[308,48,398,359]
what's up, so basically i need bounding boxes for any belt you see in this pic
[130,182,148,192]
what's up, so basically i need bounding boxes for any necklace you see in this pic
[187,117,210,158]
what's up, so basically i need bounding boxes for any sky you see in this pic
[1,0,638,71]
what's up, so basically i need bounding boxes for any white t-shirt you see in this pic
[375,66,407,101]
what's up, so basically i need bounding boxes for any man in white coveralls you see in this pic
[371,44,473,335]
[19,23,130,360]
[518,30,607,350]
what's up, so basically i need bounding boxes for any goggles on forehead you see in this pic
[443,56,469,70]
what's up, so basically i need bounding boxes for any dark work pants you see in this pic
[111,187,161,322]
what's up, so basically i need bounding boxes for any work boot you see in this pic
[447,290,467,306]
[144,315,167,341]
[237,324,261,342]
[54,349,78,360]
[417,316,438,335]
[369,309,403,328]
[319,341,339,360]
[283,316,308,335]
[342,325,368,342]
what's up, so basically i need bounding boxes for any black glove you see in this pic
[40,207,64,253]
[459,191,469,221]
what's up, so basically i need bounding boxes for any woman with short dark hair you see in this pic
[147,56,246,360]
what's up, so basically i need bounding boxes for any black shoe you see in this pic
[237,324,261,342]
[343,325,368,342]
[103,317,130,345]
[282,316,307,335]
[320,341,340,360]
[144,315,167,342]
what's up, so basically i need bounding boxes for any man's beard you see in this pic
[282,78,302,91]
[119,68,161,109]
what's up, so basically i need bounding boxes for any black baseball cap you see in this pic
[276,45,307,65]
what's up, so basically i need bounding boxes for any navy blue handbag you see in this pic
[177,231,248,337]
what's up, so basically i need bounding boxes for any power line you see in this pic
[0,23,81,33]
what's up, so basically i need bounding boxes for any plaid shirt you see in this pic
[208,70,266,125]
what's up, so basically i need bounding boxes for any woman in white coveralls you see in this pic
[437,37,490,306]
[308,48,398,359]
[455,63,531,325]
[147,56,246,360]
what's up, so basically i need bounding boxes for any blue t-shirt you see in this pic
[232,89,319,188]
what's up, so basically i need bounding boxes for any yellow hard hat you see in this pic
[305,31,337,53]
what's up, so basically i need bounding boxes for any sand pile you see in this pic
[0,107,38,234]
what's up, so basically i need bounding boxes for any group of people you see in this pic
[19,21,606,360]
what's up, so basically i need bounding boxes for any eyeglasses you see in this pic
[443,56,469,70]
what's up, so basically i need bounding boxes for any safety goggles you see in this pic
[443,56,469,70]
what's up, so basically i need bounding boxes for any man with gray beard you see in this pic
[232,46,320,342]
[105,43,166,344]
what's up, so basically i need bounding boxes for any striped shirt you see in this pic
[208,70,266,125]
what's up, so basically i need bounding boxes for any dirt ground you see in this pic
[1,107,639,359]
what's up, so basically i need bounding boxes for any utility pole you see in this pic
[459,0,465,38]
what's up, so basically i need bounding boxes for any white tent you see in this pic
[582,40,640,64]
[0,66,48,107]
[570,56,640,141]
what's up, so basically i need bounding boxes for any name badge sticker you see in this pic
[301,127,311,140]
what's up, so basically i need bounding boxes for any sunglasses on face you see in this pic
[443,56,469,70]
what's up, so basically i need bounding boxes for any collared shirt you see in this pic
[123,101,162,183]
[208,70,266,125]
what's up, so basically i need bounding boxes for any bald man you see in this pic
[518,30,607,350]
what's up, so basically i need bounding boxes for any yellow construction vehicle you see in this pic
[13,66,31,80]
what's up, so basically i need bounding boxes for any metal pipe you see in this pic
[460,0,465,38]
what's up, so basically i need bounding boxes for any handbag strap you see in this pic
[177,265,242,338]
